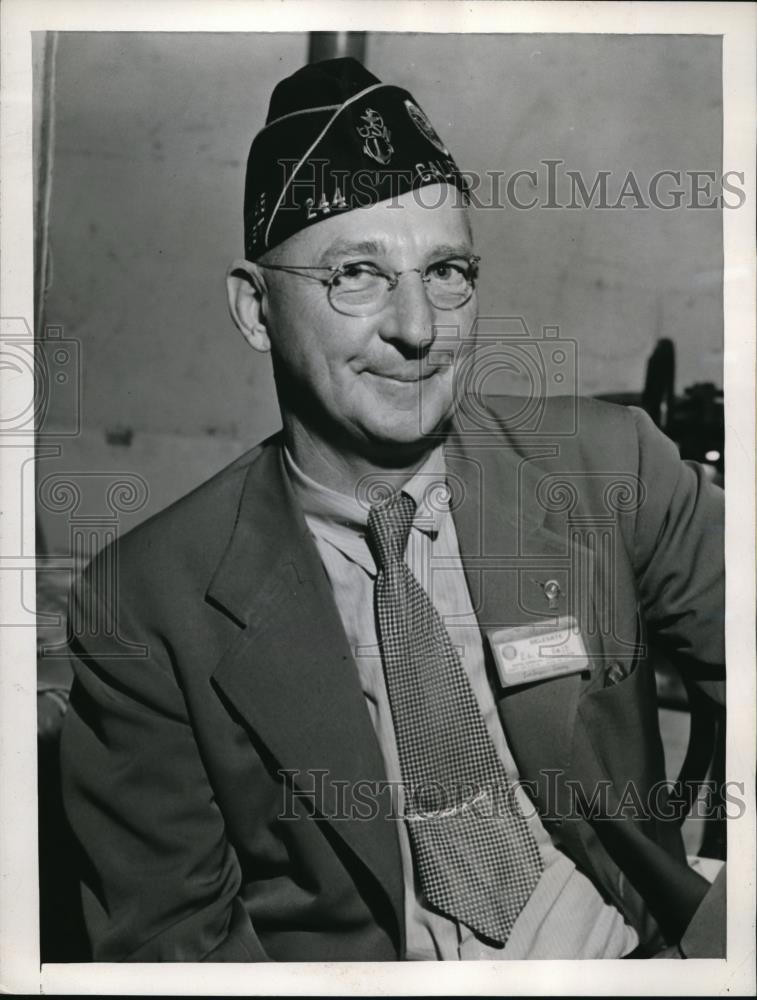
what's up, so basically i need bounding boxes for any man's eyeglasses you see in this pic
[255,256,481,317]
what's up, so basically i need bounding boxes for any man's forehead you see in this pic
[320,236,473,258]
[278,189,474,263]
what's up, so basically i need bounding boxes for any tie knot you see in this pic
[367,490,417,568]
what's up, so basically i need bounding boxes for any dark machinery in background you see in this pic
[597,337,724,485]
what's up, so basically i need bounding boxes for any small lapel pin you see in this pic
[535,578,563,611]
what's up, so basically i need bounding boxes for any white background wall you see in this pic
[37,32,723,551]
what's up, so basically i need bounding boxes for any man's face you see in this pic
[259,184,477,457]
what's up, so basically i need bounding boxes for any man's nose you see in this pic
[377,273,436,352]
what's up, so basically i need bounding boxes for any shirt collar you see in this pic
[284,444,447,539]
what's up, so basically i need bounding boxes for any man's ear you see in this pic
[226,259,271,353]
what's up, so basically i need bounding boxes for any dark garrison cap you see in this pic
[243,57,468,260]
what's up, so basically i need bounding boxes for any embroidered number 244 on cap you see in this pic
[243,57,469,260]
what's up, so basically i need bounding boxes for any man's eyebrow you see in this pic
[428,242,475,259]
[318,239,386,264]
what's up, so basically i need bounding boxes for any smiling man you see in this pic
[227,189,477,484]
[60,58,726,962]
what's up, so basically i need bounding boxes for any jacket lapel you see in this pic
[207,439,405,945]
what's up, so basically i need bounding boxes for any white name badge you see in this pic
[487,615,589,688]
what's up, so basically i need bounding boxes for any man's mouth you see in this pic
[366,369,438,384]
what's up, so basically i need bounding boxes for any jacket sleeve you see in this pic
[628,405,725,703]
[60,564,269,962]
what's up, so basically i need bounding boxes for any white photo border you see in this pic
[1,1,754,995]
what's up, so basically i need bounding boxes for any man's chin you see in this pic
[355,410,454,463]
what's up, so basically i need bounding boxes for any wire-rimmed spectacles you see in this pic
[255,256,481,317]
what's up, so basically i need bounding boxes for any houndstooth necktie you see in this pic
[367,489,544,944]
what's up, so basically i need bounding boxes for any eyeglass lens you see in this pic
[328,261,477,316]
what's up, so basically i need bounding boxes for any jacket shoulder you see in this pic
[479,393,647,470]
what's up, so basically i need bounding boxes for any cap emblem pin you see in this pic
[357,108,394,165]
[404,99,449,156]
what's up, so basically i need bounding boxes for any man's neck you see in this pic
[283,418,442,497]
